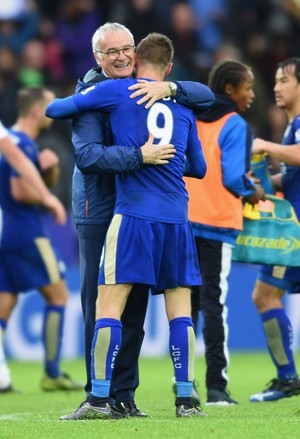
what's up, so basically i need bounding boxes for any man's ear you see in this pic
[166,63,173,76]
[94,52,101,67]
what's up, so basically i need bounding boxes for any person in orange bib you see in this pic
[184,59,264,405]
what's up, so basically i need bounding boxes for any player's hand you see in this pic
[141,133,176,165]
[244,183,266,205]
[43,193,67,225]
[252,138,268,155]
[39,148,59,170]
[129,80,171,109]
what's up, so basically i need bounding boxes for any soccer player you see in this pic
[46,32,208,419]
[184,59,265,405]
[66,22,214,417]
[0,120,66,225]
[249,57,300,402]
[0,87,81,393]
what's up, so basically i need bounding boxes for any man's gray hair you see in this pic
[92,22,134,54]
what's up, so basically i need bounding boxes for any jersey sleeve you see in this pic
[175,81,215,110]
[184,119,207,179]
[46,79,119,119]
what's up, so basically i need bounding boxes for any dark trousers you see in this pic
[77,224,149,401]
[192,237,232,392]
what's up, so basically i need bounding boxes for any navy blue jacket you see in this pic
[71,68,215,225]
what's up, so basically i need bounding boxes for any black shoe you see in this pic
[206,389,238,406]
[115,400,148,417]
[0,384,15,394]
[172,379,201,406]
[60,399,127,420]
[250,377,300,402]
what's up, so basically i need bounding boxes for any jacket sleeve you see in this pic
[219,114,255,197]
[175,81,215,110]
[72,111,143,174]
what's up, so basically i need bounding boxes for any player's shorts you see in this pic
[98,214,201,293]
[0,237,65,293]
[258,264,300,294]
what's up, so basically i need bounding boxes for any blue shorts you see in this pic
[98,214,201,292]
[0,238,65,293]
[258,264,300,294]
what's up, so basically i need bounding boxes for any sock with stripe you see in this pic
[91,318,122,398]
[169,316,195,397]
[261,308,298,381]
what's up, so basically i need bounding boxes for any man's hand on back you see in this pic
[141,133,176,165]
[129,80,171,109]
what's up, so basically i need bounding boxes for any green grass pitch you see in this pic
[1,352,300,439]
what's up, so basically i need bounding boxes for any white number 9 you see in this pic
[147,102,174,145]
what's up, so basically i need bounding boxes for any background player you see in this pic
[249,57,300,402]
[0,87,81,393]
[0,119,66,225]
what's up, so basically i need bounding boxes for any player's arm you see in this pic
[10,174,45,205]
[253,138,300,166]
[10,148,58,205]
[0,122,66,223]
[128,80,215,110]
[46,80,118,119]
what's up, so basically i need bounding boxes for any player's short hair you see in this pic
[208,59,251,94]
[278,57,300,84]
[16,87,48,116]
[92,22,134,55]
[136,33,174,69]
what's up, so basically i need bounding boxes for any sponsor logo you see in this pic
[235,234,300,255]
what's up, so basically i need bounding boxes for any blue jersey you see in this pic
[281,114,300,219]
[0,130,47,249]
[48,78,206,224]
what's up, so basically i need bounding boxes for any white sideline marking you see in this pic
[0,411,60,421]
[0,412,32,420]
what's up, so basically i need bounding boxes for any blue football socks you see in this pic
[261,308,298,381]
[43,305,65,378]
[169,316,195,397]
[91,318,122,398]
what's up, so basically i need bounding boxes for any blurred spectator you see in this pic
[0,0,39,53]
[168,2,199,80]
[0,46,20,126]
[124,0,156,45]
[53,0,103,83]
[38,18,66,84]
[19,39,47,87]
[188,0,228,68]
